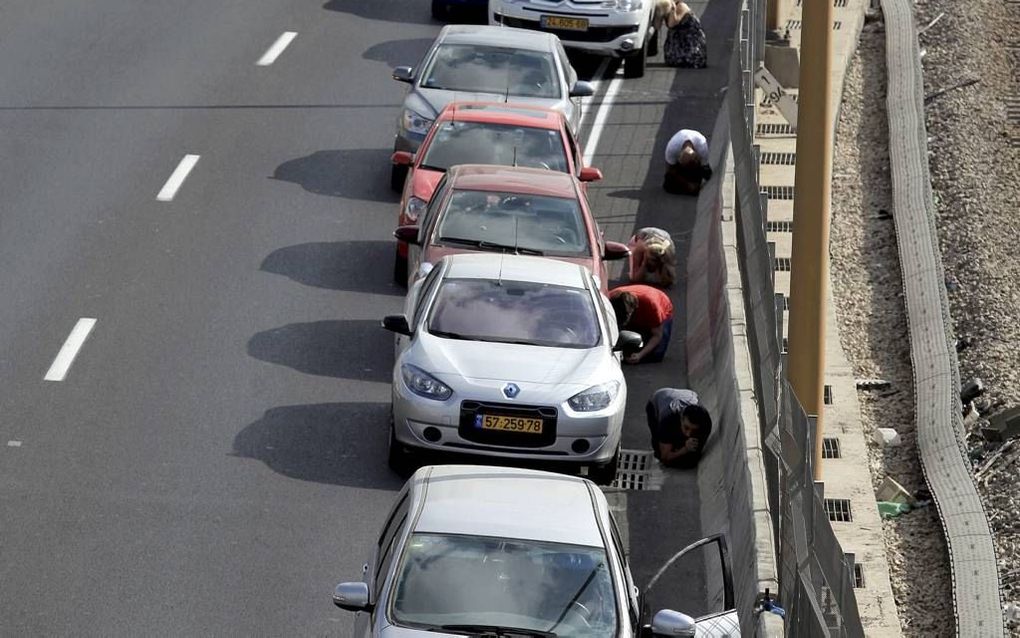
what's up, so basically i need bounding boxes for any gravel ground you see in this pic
[831,0,1020,634]
[829,22,955,637]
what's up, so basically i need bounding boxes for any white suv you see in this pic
[489,0,656,78]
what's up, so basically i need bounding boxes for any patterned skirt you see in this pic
[664,14,708,68]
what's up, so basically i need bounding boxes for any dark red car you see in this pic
[390,102,603,281]
[394,164,628,292]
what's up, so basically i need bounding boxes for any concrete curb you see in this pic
[881,0,1005,634]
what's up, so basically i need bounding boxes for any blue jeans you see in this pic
[641,317,673,363]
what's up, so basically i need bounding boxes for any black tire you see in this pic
[624,45,647,79]
[431,0,446,21]
[647,27,659,57]
[393,250,408,287]
[390,163,408,193]
[387,421,414,478]
[589,448,620,486]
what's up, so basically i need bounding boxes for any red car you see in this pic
[394,164,629,292]
[390,102,603,282]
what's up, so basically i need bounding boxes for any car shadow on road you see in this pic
[322,0,435,25]
[247,320,393,383]
[271,149,399,203]
[363,38,436,69]
[233,402,403,490]
[261,241,404,296]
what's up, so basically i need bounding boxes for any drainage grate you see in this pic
[822,437,842,459]
[763,185,795,200]
[824,385,833,405]
[775,256,792,272]
[1007,98,1020,122]
[757,122,795,136]
[853,564,866,588]
[835,0,848,6]
[761,151,797,165]
[610,449,663,491]
[824,498,854,522]
[766,220,793,233]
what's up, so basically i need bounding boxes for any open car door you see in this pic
[641,533,740,637]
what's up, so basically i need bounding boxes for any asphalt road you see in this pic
[0,1,737,634]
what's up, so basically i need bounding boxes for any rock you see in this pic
[875,427,903,447]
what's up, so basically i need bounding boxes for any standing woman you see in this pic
[663,2,708,69]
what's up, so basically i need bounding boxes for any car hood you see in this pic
[379,625,461,638]
[413,333,612,387]
[409,88,566,122]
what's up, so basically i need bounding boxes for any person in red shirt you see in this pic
[609,284,674,364]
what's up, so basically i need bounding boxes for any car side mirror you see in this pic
[382,315,413,336]
[333,582,372,612]
[603,240,630,261]
[613,330,643,354]
[579,166,603,182]
[569,80,595,97]
[391,151,414,166]
[392,66,414,83]
[393,225,421,245]
[649,610,696,637]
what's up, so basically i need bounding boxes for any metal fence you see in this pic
[725,1,865,634]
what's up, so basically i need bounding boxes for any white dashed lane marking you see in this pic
[256,31,298,66]
[156,154,200,202]
[7,441,22,447]
[582,65,625,166]
[44,318,97,381]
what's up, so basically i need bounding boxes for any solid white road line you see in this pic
[576,58,610,135]
[582,65,625,166]
[44,318,97,382]
[156,154,200,202]
[256,31,298,66]
[7,441,22,447]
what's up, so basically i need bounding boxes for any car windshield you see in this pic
[390,533,617,637]
[436,190,589,257]
[428,279,600,348]
[420,44,560,99]
[420,121,569,173]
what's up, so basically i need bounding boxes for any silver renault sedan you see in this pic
[390,25,593,186]
[381,253,640,484]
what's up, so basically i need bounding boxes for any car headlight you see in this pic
[401,109,433,136]
[401,364,453,401]
[602,0,642,10]
[405,196,427,222]
[568,381,620,412]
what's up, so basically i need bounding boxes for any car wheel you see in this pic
[390,163,408,193]
[387,420,414,478]
[589,447,620,486]
[431,0,447,21]
[647,27,659,57]
[393,249,408,287]
[624,45,647,79]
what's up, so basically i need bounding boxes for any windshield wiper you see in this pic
[437,237,543,256]
[434,625,556,638]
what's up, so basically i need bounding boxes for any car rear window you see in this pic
[436,189,589,257]
[428,279,600,348]
[420,44,560,99]
[420,121,569,173]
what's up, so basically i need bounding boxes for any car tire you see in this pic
[590,447,620,486]
[393,250,408,287]
[647,27,659,57]
[387,420,414,478]
[390,163,408,193]
[624,45,647,79]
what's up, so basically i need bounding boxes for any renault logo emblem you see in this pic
[503,383,520,399]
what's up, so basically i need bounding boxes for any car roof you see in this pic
[438,25,557,52]
[437,102,564,130]
[447,164,578,199]
[414,465,605,548]
[442,253,590,288]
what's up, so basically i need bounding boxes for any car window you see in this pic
[420,175,450,237]
[435,189,589,256]
[390,533,617,637]
[608,514,640,624]
[565,127,582,175]
[420,121,569,173]
[419,44,560,99]
[375,513,408,597]
[412,265,444,328]
[556,43,577,87]
[428,278,601,348]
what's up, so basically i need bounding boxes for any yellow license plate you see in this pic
[479,414,544,434]
[541,15,589,31]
